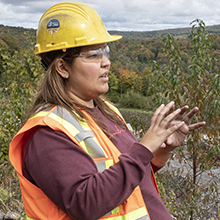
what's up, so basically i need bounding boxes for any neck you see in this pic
[68,92,95,108]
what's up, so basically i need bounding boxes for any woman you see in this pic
[9,1,205,220]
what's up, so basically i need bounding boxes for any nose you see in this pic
[101,54,111,69]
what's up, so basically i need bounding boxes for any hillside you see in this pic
[109,24,220,39]
[1,23,220,49]
[0,24,36,50]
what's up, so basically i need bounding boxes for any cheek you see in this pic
[71,61,100,81]
[88,63,99,72]
[83,65,100,80]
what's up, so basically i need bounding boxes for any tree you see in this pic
[140,67,154,96]
[0,43,44,161]
[149,19,220,219]
[105,70,120,103]
[0,37,43,217]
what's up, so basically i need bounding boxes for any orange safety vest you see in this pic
[9,105,159,220]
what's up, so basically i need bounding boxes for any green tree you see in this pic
[140,67,154,96]
[0,37,43,217]
[149,19,220,219]
[105,70,120,103]
[0,43,44,161]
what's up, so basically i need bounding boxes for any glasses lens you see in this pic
[104,46,110,59]
[81,46,110,63]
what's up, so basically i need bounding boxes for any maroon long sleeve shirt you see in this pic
[23,106,173,220]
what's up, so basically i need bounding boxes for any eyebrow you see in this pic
[85,44,107,51]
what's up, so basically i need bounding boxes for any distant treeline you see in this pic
[109,24,220,39]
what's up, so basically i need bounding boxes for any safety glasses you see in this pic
[75,45,110,63]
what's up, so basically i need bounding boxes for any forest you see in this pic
[0,20,220,219]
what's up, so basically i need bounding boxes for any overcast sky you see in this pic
[0,0,220,32]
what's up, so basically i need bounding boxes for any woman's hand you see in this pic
[140,101,185,153]
[150,104,206,167]
[164,105,206,151]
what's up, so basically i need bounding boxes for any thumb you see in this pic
[160,142,166,148]
[165,136,173,146]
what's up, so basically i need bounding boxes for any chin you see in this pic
[104,84,109,93]
[102,88,109,95]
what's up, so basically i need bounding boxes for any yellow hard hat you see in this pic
[35,1,122,55]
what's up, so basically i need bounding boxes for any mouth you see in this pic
[100,72,108,78]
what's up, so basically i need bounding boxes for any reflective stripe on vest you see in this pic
[41,106,113,172]
[10,104,152,220]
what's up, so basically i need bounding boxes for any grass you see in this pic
[119,107,153,114]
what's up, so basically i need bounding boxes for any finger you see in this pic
[182,107,199,124]
[164,136,173,146]
[154,101,175,126]
[175,105,189,120]
[167,121,185,135]
[161,143,166,148]
[188,121,206,131]
[167,102,175,115]
[151,104,165,125]
[161,107,181,128]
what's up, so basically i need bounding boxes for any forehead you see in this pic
[80,43,107,52]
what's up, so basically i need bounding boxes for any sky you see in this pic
[0,0,220,32]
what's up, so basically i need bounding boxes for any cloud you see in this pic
[0,0,220,31]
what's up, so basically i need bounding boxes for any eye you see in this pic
[86,50,100,58]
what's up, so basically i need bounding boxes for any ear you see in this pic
[55,58,69,79]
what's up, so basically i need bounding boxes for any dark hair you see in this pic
[26,47,126,136]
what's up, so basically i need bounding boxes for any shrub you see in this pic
[119,91,153,110]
